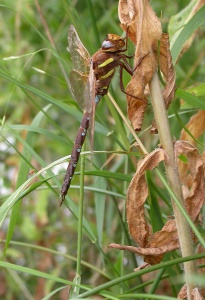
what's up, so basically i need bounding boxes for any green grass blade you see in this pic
[171,5,205,64]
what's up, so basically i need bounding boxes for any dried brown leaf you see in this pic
[111,142,204,265]
[178,285,205,300]
[147,219,179,257]
[127,148,168,247]
[150,119,158,134]
[180,110,205,145]
[119,0,162,130]
[153,33,176,108]
[108,243,163,265]
[149,33,177,132]
[127,97,148,131]
[203,151,205,166]
[192,288,205,300]
[119,0,162,44]
[109,220,179,265]
[108,242,176,256]
[134,263,149,271]
[118,0,176,131]
[175,140,205,221]
[178,284,187,299]
[140,219,179,265]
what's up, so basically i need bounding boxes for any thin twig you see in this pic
[108,92,148,155]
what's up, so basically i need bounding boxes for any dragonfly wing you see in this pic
[68,25,96,151]
[68,25,91,109]
[69,70,88,109]
[84,59,96,152]
[84,59,95,113]
[68,25,90,73]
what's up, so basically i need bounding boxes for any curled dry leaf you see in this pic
[133,262,149,271]
[110,141,205,265]
[152,33,176,108]
[178,284,188,299]
[147,219,179,264]
[109,221,180,265]
[191,288,205,300]
[108,243,163,265]
[195,245,205,297]
[175,140,205,221]
[118,0,176,131]
[126,148,168,248]
[203,151,205,166]
[119,0,161,130]
[109,148,180,265]
[178,285,205,300]
[180,110,205,145]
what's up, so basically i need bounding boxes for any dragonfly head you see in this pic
[101,34,125,52]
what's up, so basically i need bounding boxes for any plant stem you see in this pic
[149,72,196,299]
[108,92,148,155]
[71,144,86,298]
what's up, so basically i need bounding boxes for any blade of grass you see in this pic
[171,5,205,64]
[71,143,86,298]
[3,105,50,256]
[176,88,205,110]
[75,252,205,299]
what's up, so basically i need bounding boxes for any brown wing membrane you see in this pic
[84,59,97,150]
[68,25,91,109]
[69,70,89,109]
[68,25,90,73]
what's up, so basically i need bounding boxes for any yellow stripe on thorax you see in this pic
[100,69,114,79]
[98,57,114,68]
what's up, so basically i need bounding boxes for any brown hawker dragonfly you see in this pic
[60,25,143,205]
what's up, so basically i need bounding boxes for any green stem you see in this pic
[71,144,86,298]
[120,156,128,293]
[149,72,196,300]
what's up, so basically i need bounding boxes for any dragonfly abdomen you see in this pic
[60,112,90,204]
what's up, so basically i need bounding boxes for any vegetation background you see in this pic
[0,0,205,299]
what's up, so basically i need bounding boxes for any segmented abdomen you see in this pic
[60,112,90,204]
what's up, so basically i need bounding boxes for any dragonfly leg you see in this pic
[119,64,143,100]
[133,52,149,72]
[118,52,149,100]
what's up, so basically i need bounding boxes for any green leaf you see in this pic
[169,0,198,40]
[85,170,132,182]
[176,88,205,110]
[170,5,205,64]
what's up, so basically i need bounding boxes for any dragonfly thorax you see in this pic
[92,32,131,97]
[92,50,121,97]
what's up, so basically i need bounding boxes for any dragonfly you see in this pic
[60,25,144,205]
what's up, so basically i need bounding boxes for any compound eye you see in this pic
[101,40,114,51]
